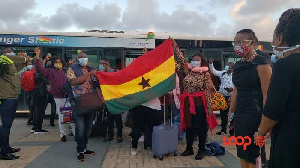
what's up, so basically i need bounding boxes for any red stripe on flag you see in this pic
[97,39,174,85]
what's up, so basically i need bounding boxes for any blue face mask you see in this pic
[224,65,230,72]
[191,61,201,68]
[27,65,33,70]
[271,54,277,63]
[99,64,105,71]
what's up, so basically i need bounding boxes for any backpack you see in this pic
[21,70,36,92]
[33,72,48,98]
[205,142,225,156]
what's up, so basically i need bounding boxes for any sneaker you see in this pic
[50,123,55,127]
[216,131,227,135]
[34,129,48,134]
[117,137,123,143]
[0,153,20,160]
[77,153,84,162]
[131,148,137,156]
[61,135,67,142]
[84,149,95,155]
[30,127,35,133]
[138,135,144,142]
[9,147,21,153]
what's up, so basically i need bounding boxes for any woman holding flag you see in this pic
[171,39,217,160]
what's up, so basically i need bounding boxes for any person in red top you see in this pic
[20,65,36,126]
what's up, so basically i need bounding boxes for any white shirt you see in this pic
[172,74,180,109]
[141,97,161,110]
[209,63,234,96]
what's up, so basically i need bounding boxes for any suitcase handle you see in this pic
[163,93,173,129]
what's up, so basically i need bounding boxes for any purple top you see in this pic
[36,59,67,98]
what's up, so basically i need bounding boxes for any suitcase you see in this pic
[152,94,178,161]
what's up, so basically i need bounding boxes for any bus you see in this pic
[0,30,272,113]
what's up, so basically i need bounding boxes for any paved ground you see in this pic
[0,117,270,168]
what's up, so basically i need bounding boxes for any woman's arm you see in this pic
[258,115,278,136]
[36,58,51,78]
[170,38,189,74]
[257,59,292,138]
[204,72,215,116]
[34,47,51,78]
[228,86,237,123]
[257,65,272,106]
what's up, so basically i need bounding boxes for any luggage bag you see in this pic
[152,95,178,161]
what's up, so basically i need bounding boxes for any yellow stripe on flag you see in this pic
[101,56,175,101]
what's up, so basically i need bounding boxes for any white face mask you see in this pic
[224,65,230,72]
[78,58,88,66]
[6,52,15,56]
[191,61,201,68]
[272,45,300,58]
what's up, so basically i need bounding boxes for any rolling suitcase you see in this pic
[152,95,178,161]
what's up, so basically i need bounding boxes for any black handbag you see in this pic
[72,88,104,116]
[124,111,133,128]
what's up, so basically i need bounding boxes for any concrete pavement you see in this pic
[0,117,270,168]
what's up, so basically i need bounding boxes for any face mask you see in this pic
[234,44,250,57]
[54,63,62,69]
[191,61,201,68]
[224,65,230,72]
[99,65,105,71]
[6,52,15,56]
[46,61,52,68]
[272,45,300,59]
[27,65,33,70]
[78,58,88,66]
[270,54,277,63]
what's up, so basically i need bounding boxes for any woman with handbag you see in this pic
[228,29,272,168]
[34,47,75,140]
[255,8,300,168]
[67,51,98,162]
[209,58,234,135]
[171,39,217,160]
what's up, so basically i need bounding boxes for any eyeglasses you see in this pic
[232,40,252,46]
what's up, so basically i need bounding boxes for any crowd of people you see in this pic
[0,7,299,168]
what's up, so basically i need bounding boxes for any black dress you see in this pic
[232,55,269,164]
[263,53,300,168]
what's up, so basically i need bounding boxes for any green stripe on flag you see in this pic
[106,74,175,114]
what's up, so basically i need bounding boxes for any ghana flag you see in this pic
[97,39,175,114]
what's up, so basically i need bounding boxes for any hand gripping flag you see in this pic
[97,39,175,114]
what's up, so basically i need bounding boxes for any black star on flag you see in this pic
[138,76,151,90]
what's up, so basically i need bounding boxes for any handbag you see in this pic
[124,111,133,128]
[72,88,104,116]
[60,100,73,124]
[90,108,108,137]
[211,88,228,111]
[256,147,262,168]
